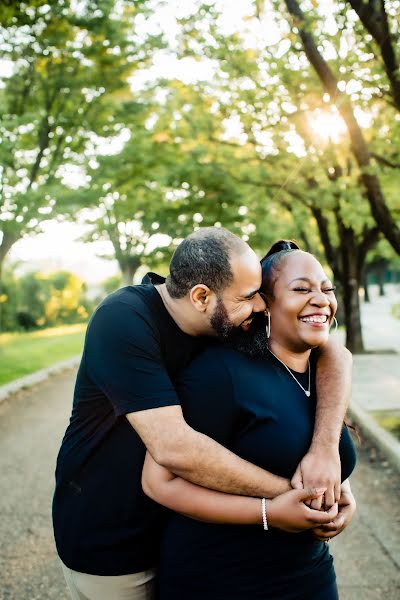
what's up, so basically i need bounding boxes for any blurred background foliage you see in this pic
[0,0,399,351]
[0,268,92,330]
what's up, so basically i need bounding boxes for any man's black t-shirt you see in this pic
[52,284,200,576]
[159,346,357,600]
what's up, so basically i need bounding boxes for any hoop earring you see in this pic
[330,316,338,334]
[265,311,271,338]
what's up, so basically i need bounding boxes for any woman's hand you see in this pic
[267,487,338,533]
[312,480,356,541]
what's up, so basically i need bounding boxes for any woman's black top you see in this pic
[158,346,357,600]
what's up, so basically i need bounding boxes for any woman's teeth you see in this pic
[299,315,328,324]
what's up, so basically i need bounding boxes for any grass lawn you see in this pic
[372,410,400,442]
[0,324,86,386]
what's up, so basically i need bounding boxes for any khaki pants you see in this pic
[61,563,156,600]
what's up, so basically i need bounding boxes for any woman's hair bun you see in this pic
[261,239,300,262]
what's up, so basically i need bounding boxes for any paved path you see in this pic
[359,284,400,354]
[335,284,400,413]
[0,373,74,600]
[331,438,400,599]
[0,368,399,599]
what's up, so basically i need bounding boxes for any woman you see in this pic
[142,241,356,600]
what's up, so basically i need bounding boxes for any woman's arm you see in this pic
[142,451,338,532]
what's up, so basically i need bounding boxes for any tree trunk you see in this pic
[311,208,365,350]
[0,230,20,333]
[377,268,385,297]
[337,224,365,352]
[362,268,370,303]
[0,229,20,282]
[332,281,345,326]
[310,206,339,272]
[122,265,138,286]
[118,255,141,286]
[342,264,364,353]
[298,228,312,253]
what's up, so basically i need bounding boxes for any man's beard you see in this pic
[210,298,269,359]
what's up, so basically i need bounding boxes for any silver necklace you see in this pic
[268,349,311,397]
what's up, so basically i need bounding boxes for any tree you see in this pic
[43,271,89,325]
[1,0,50,27]
[346,0,400,112]
[364,238,400,298]
[281,0,400,253]
[0,0,157,279]
[76,97,177,283]
[0,268,91,331]
[75,81,263,283]
[162,2,393,350]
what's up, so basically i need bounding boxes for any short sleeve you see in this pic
[141,272,165,285]
[176,349,238,446]
[84,301,180,416]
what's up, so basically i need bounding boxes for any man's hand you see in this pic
[312,480,356,541]
[268,487,338,533]
[291,445,341,510]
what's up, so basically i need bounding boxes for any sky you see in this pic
[11,222,118,284]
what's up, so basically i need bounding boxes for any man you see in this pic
[53,227,351,599]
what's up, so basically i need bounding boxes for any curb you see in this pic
[0,355,81,404]
[349,399,400,472]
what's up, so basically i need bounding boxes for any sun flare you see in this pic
[308,109,347,145]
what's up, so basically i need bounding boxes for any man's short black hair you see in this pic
[166,227,248,299]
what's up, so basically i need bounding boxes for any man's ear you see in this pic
[190,284,212,312]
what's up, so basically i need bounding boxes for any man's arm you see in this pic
[291,337,352,508]
[87,303,290,499]
[141,450,338,531]
[128,406,291,498]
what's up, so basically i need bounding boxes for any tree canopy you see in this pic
[1,0,399,350]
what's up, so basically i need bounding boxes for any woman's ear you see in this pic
[190,284,212,312]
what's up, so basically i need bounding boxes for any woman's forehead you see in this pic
[277,252,330,282]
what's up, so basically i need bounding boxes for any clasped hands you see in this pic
[288,447,356,540]
[311,481,356,541]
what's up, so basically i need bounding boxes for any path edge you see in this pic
[0,355,81,404]
[349,399,400,472]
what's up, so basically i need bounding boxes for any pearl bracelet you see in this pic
[261,497,268,531]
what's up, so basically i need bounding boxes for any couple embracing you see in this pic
[53,227,356,600]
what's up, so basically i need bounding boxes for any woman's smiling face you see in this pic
[267,251,337,352]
